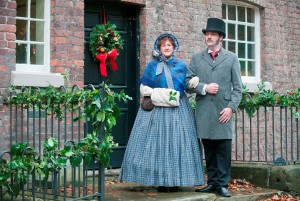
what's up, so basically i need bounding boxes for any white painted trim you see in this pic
[44,0,50,72]
[15,0,50,73]
[222,1,261,83]
[11,71,64,87]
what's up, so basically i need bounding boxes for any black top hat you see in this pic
[202,18,226,38]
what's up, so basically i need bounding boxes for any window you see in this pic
[13,0,63,87]
[222,1,261,83]
[15,0,50,72]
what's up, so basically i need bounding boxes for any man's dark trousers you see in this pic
[202,139,232,187]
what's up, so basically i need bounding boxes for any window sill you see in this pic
[243,81,272,93]
[11,71,64,87]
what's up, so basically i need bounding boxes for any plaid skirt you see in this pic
[119,95,205,187]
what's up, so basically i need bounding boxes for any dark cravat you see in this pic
[210,49,221,60]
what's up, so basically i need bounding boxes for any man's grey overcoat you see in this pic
[186,48,242,140]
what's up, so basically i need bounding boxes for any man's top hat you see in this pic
[202,18,226,38]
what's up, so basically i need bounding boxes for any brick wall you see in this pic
[139,0,300,92]
[261,0,300,93]
[0,0,16,151]
[50,0,85,87]
[139,0,221,74]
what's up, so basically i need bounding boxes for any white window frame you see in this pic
[222,1,261,84]
[15,0,50,72]
[13,0,64,87]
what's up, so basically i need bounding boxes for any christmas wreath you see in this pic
[89,22,123,77]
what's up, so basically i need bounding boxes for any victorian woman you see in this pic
[119,33,205,192]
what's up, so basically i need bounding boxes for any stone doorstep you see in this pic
[231,163,300,194]
[104,183,276,201]
[103,168,277,201]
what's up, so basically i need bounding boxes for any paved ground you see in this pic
[105,182,275,201]
[104,169,276,201]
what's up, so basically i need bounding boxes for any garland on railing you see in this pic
[0,135,115,197]
[239,82,300,118]
[189,82,300,118]
[1,82,132,198]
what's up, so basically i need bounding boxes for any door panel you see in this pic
[84,1,138,168]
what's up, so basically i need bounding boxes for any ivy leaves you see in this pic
[188,82,300,118]
[169,90,178,102]
[239,82,300,118]
[2,82,132,197]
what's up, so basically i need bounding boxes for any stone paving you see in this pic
[104,169,276,201]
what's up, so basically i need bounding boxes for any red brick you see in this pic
[0,1,6,8]
[7,41,15,48]
[7,17,15,24]
[0,66,9,71]
[75,2,84,10]
[74,60,84,67]
[0,40,7,48]
[7,1,16,9]
[0,16,6,24]
[5,33,15,41]
[0,24,15,33]
[54,37,67,44]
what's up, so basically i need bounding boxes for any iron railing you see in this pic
[232,106,299,164]
[1,85,105,201]
[1,85,299,200]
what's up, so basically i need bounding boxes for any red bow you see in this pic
[95,48,119,77]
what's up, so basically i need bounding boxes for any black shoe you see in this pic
[195,185,215,192]
[216,187,231,197]
[158,186,168,192]
[168,186,179,192]
[158,186,179,192]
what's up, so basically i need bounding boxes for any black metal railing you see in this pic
[2,87,299,200]
[1,85,105,201]
[232,106,299,164]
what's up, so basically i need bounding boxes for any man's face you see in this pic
[205,31,223,48]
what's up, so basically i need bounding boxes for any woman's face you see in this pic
[159,39,174,58]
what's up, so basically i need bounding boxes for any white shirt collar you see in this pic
[208,48,221,54]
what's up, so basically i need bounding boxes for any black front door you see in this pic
[84,1,139,168]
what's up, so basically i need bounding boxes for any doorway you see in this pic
[84,1,139,168]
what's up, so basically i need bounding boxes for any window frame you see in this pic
[222,1,261,83]
[15,0,50,73]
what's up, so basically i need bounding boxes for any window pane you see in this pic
[248,61,255,76]
[238,6,245,22]
[222,4,226,19]
[31,0,44,19]
[228,24,235,39]
[16,20,28,40]
[247,8,255,23]
[238,25,245,40]
[240,60,246,76]
[223,41,227,49]
[228,5,236,20]
[248,44,255,59]
[16,43,27,63]
[30,21,44,42]
[247,26,255,41]
[228,42,236,53]
[238,43,245,58]
[30,44,44,64]
[17,0,28,17]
